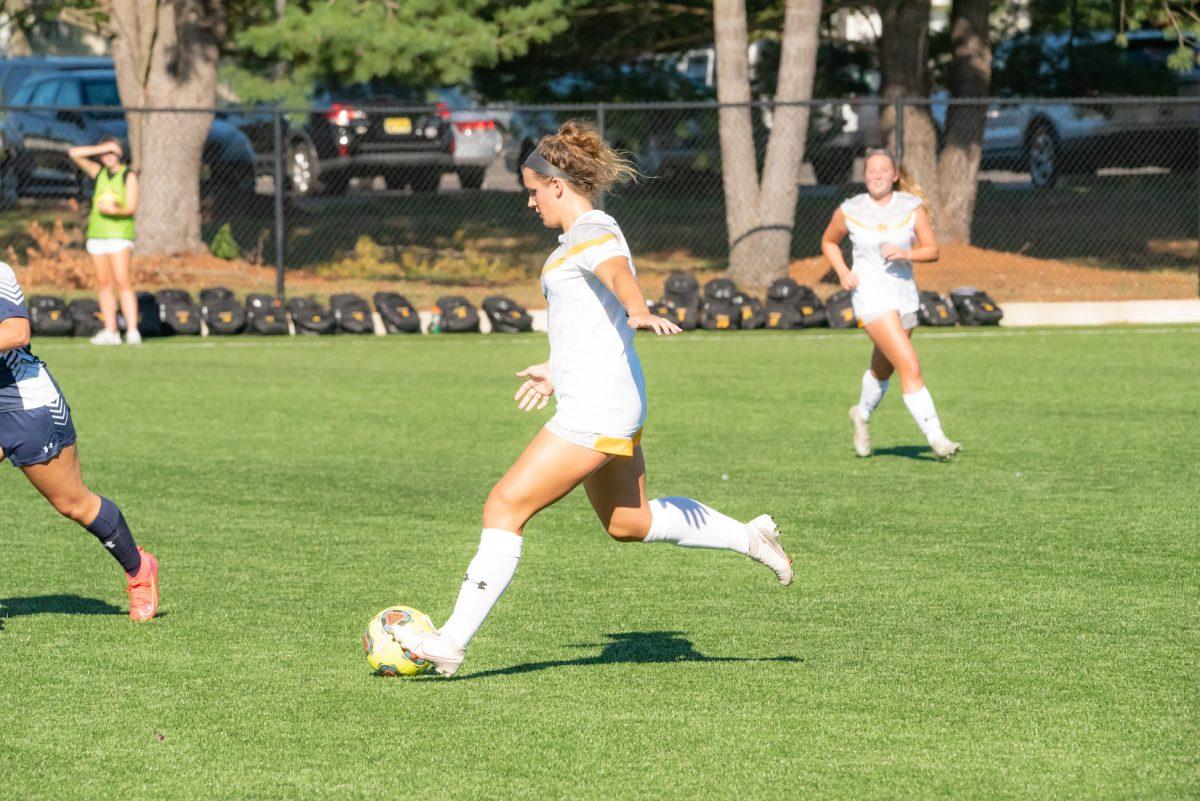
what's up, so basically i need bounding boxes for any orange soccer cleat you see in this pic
[125,548,159,621]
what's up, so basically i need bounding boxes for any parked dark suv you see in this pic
[231,79,454,195]
[1,69,256,199]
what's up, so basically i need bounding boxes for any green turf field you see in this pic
[1,327,1196,800]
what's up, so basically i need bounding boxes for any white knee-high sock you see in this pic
[439,528,522,649]
[903,386,946,442]
[643,498,750,554]
[859,370,889,420]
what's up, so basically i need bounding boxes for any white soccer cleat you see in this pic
[849,405,871,457]
[391,625,466,677]
[90,329,121,346]
[746,514,793,586]
[930,436,962,461]
[125,329,142,345]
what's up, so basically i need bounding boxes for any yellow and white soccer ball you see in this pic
[97,191,118,207]
[362,606,435,677]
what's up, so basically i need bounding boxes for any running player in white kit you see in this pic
[821,150,961,460]
[396,122,794,676]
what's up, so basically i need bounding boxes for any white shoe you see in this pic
[930,436,962,460]
[391,625,466,677]
[746,514,793,586]
[849,405,871,457]
[89,328,121,346]
[124,329,142,345]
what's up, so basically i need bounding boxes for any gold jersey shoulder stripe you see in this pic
[542,232,619,274]
[843,209,915,232]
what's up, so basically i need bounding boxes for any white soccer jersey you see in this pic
[0,263,59,413]
[540,210,646,441]
[841,191,924,321]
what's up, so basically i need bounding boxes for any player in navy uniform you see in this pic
[0,262,159,619]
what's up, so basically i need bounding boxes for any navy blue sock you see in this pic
[85,497,142,576]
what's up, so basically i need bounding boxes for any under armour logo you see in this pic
[103,539,117,550]
[476,581,487,590]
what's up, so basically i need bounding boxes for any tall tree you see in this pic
[936,0,991,245]
[714,0,821,288]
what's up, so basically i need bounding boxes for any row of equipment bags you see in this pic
[651,274,1003,331]
[24,290,537,337]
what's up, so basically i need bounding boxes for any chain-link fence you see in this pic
[1,97,1196,307]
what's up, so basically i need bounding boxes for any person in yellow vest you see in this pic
[68,137,140,345]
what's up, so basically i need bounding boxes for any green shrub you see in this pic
[209,223,240,260]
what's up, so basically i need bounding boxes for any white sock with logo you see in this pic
[439,528,522,649]
[903,386,946,442]
[859,370,888,420]
[643,497,750,554]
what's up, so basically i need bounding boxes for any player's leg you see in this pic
[110,245,139,344]
[90,251,121,345]
[21,444,159,620]
[400,428,610,675]
[849,330,906,457]
[583,447,793,584]
[864,312,960,458]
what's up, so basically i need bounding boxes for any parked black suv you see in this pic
[1,69,256,199]
[231,79,454,196]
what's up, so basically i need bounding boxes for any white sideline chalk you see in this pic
[999,300,1200,327]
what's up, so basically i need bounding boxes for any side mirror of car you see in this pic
[57,110,84,127]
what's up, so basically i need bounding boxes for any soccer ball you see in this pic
[363,606,435,677]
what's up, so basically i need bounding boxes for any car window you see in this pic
[56,79,82,107]
[10,78,35,105]
[30,80,59,107]
[83,79,122,117]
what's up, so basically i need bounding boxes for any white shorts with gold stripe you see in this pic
[545,419,643,458]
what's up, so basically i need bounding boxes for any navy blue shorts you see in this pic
[0,396,77,467]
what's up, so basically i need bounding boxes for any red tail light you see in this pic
[453,120,496,132]
[325,103,365,127]
[436,101,451,120]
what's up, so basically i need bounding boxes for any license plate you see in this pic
[384,116,412,135]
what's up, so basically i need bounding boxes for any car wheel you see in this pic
[411,169,440,193]
[458,168,485,190]
[1027,124,1058,189]
[287,139,317,197]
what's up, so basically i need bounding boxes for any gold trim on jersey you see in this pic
[843,209,915,232]
[542,232,619,274]
[594,428,643,458]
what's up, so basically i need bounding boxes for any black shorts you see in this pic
[0,396,77,467]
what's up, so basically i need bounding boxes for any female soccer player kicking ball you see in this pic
[0,263,159,619]
[820,149,961,460]
[396,122,793,676]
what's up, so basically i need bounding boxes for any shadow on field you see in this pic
[452,630,801,681]
[871,445,937,461]
[0,594,123,631]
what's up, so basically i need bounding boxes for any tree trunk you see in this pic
[936,0,992,244]
[878,0,939,222]
[715,0,821,288]
[109,0,223,255]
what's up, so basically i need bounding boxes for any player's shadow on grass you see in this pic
[453,631,801,681]
[0,594,123,631]
[871,445,937,461]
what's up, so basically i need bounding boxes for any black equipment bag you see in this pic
[661,273,699,330]
[792,284,827,328]
[764,277,803,329]
[27,296,74,336]
[154,289,202,336]
[286,297,336,335]
[330,293,374,334]
[374,291,420,334]
[67,298,104,337]
[200,287,246,335]
[949,287,1003,326]
[133,291,164,337]
[918,290,959,327]
[824,289,859,329]
[732,293,765,330]
[435,296,480,333]
[700,299,739,331]
[482,296,533,334]
[245,293,290,335]
[703,277,738,302]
